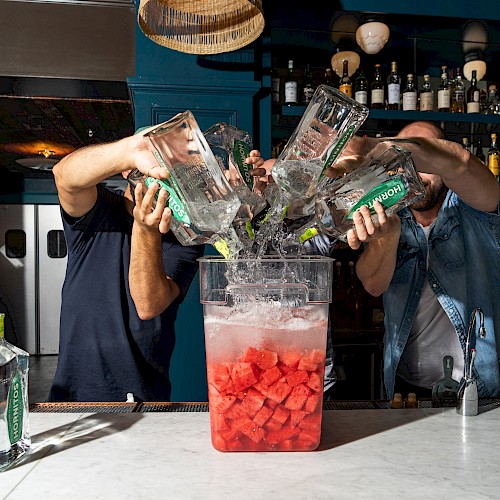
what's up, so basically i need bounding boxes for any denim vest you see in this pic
[382,190,500,398]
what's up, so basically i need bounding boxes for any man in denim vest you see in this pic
[344,121,500,399]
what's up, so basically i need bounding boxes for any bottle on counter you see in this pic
[419,74,434,112]
[466,70,480,114]
[487,133,499,181]
[370,63,385,109]
[402,74,417,111]
[339,59,352,97]
[451,67,465,113]
[474,137,486,164]
[0,312,31,472]
[302,64,316,105]
[354,67,368,106]
[284,59,298,106]
[387,61,401,110]
[437,66,451,112]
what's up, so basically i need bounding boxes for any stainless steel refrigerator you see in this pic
[0,204,66,354]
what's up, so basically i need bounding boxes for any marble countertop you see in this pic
[2,406,500,499]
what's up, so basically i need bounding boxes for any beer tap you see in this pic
[457,307,486,416]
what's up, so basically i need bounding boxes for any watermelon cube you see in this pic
[279,350,302,369]
[298,349,325,371]
[263,418,282,432]
[304,393,320,413]
[306,371,322,392]
[272,405,290,425]
[243,347,278,370]
[285,369,309,387]
[242,387,266,414]
[263,379,292,404]
[239,422,265,443]
[225,402,248,420]
[253,405,273,427]
[298,413,322,431]
[289,410,308,427]
[211,393,237,413]
[284,384,311,411]
[231,362,260,391]
[207,363,232,393]
[260,365,282,386]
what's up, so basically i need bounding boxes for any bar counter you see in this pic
[2,402,500,499]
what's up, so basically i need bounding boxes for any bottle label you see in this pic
[285,82,298,103]
[371,88,384,104]
[355,91,368,105]
[420,92,434,111]
[303,86,315,103]
[346,178,408,220]
[232,140,253,190]
[454,91,465,103]
[339,84,352,97]
[320,124,356,177]
[387,84,400,104]
[299,226,319,244]
[489,156,499,175]
[402,92,417,111]
[438,89,450,108]
[145,174,191,225]
[7,369,24,445]
[467,101,480,113]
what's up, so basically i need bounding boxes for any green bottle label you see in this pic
[212,237,230,259]
[7,370,24,445]
[144,177,191,225]
[233,140,253,190]
[346,178,407,220]
[320,124,356,178]
[245,221,255,241]
[299,226,319,244]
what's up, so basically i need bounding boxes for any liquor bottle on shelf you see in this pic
[419,74,434,112]
[339,59,352,97]
[437,66,450,112]
[370,63,385,109]
[284,59,298,106]
[302,64,315,105]
[354,67,368,106]
[486,85,500,115]
[451,67,465,113]
[487,133,499,181]
[271,58,281,113]
[402,74,417,111]
[324,67,336,88]
[466,70,480,114]
[387,61,401,110]
[474,137,486,164]
[461,137,470,152]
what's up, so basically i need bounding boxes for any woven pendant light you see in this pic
[138,0,265,55]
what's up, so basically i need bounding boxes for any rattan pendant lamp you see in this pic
[138,0,265,55]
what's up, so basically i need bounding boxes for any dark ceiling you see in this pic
[0,77,134,174]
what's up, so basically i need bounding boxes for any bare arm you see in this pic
[52,131,168,218]
[329,135,499,212]
[129,182,180,320]
[347,201,401,296]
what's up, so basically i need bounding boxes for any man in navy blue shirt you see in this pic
[48,127,205,402]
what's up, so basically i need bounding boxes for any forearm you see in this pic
[386,137,500,212]
[355,231,399,297]
[129,225,180,320]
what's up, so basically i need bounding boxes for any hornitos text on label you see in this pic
[320,125,356,178]
[233,140,253,190]
[144,177,191,225]
[347,178,407,220]
[7,371,23,444]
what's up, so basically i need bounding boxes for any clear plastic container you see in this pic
[199,256,333,452]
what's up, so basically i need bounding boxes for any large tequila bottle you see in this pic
[130,111,244,258]
[0,313,30,471]
[298,145,426,243]
[204,123,267,252]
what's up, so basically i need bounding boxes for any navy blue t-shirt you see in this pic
[48,184,204,402]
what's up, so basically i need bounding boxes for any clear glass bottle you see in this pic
[0,313,31,472]
[354,67,368,106]
[419,74,434,112]
[339,60,352,97]
[302,64,316,105]
[486,85,500,115]
[466,70,480,114]
[487,133,499,181]
[370,63,385,109]
[474,137,486,164]
[451,67,465,113]
[387,61,401,110]
[284,59,298,105]
[437,66,450,112]
[461,137,470,152]
[402,74,417,111]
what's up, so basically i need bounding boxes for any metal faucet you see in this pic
[457,307,486,416]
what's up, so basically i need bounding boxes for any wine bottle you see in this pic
[339,60,352,97]
[466,70,480,114]
[419,74,434,112]
[354,67,368,106]
[402,74,417,111]
[284,59,298,105]
[370,64,385,109]
[387,61,401,110]
[437,66,450,112]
